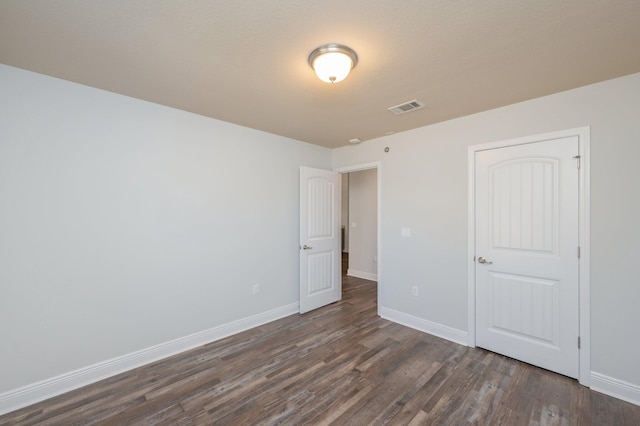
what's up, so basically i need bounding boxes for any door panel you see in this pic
[299,167,341,314]
[476,136,579,378]
[491,159,557,252]
[490,272,558,346]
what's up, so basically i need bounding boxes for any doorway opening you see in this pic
[336,162,381,315]
[341,169,378,282]
[299,164,380,315]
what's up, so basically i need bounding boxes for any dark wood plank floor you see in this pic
[2,260,640,425]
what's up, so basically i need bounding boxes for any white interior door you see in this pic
[299,166,341,314]
[475,136,579,378]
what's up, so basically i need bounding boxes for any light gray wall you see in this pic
[0,64,331,393]
[332,72,640,387]
[347,169,377,279]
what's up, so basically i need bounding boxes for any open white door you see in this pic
[299,166,341,314]
[475,136,580,378]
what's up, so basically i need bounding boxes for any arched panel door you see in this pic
[475,136,579,378]
[300,167,341,314]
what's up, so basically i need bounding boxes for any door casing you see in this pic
[467,127,590,386]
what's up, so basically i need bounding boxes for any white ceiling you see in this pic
[1,1,640,148]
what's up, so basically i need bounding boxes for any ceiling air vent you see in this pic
[387,99,426,115]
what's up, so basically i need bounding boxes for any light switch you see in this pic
[351,222,357,228]
[401,227,411,237]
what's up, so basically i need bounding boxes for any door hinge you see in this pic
[573,155,581,169]
[577,246,581,259]
[578,336,581,349]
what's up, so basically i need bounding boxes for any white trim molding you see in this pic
[591,372,640,407]
[347,269,378,281]
[0,303,299,416]
[467,126,591,386]
[334,162,380,174]
[380,307,468,346]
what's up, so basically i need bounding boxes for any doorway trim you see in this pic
[334,162,382,316]
[467,127,591,386]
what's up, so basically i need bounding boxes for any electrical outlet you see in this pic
[411,286,419,296]
[252,284,260,295]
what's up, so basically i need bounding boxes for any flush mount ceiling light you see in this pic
[308,44,358,83]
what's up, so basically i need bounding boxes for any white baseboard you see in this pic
[0,302,299,416]
[379,306,468,346]
[591,372,640,407]
[347,269,378,281]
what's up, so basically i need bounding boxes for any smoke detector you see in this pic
[387,99,426,115]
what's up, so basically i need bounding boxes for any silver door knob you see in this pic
[302,245,313,250]
[477,256,492,264]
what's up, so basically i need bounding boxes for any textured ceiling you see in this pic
[1,1,640,148]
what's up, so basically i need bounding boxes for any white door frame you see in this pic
[467,127,591,386]
[334,162,382,316]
